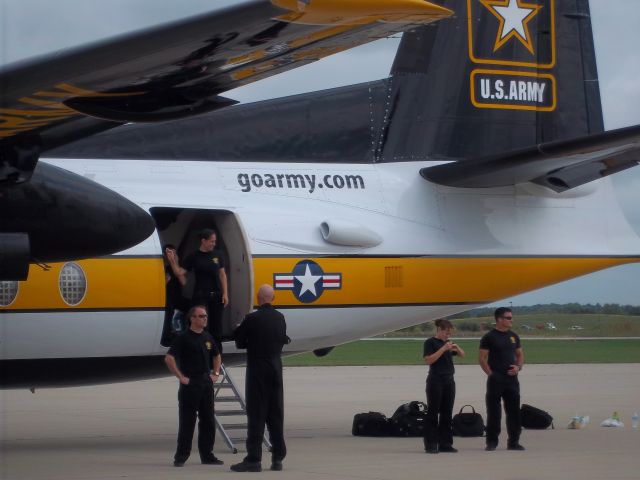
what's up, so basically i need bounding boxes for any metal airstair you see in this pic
[213,364,272,454]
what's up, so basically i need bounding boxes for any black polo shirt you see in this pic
[480,329,521,375]
[182,249,225,296]
[423,337,456,377]
[168,329,219,377]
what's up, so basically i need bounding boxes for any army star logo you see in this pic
[273,260,341,303]
[480,0,542,54]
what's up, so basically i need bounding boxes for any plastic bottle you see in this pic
[612,411,620,422]
[632,412,639,429]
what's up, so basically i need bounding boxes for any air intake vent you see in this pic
[385,266,403,288]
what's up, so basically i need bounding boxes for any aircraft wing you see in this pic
[420,125,640,192]
[1,0,451,183]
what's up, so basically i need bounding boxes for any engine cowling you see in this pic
[0,162,155,280]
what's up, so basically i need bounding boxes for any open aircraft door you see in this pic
[150,207,253,342]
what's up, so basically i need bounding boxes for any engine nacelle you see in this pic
[0,162,155,280]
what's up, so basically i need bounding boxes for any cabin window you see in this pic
[59,262,87,306]
[0,281,19,306]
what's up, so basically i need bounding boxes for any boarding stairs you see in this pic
[213,364,272,454]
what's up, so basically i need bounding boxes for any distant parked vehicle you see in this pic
[546,322,558,330]
[569,325,584,330]
[521,324,533,331]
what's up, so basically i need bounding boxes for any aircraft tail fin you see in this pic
[377,0,604,162]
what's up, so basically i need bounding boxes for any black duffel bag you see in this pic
[521,404,554,429]
[452,405,485,437]
[389,401,428,437]
[352,411,391,436]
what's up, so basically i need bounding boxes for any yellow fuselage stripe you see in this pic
[254,256,638,306]
[2,258,165,310]
[1,256,637,311]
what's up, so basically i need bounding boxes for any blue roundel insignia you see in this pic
[273,260,342,303]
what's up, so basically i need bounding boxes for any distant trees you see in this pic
[448,303,640,318]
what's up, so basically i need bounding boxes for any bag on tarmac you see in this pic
[389,401,428,437]
[521,404,554,429]
[452,405,485,437]
[352,412,391,437]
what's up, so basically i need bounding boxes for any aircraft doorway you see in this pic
[150,207,253,345]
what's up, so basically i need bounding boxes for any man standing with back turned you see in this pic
[479,307,525,452]
[231,284,290,472]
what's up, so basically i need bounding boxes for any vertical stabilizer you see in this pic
[379,0,603,161]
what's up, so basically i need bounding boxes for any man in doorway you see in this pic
[173,229,228,350]
[479,307,525,452]
[230,284,290,472]
[165,305,223,467]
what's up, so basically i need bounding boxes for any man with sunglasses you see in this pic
[165,305,223,467]
[479,307,525,452]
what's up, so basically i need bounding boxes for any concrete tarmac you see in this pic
[1,364,639,480]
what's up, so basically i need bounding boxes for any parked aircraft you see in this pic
[1,0,639,388]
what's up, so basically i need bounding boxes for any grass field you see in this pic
[282,339,640,366]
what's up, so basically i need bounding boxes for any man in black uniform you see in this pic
[165,305,223,467]
[479,307,525,452]
[174,229,228,350]
[230,284,290,473]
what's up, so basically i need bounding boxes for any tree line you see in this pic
[449,303,640,318]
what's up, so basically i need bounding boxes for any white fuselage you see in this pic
[2,158,639,364]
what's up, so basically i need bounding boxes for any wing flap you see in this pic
[420,125,640,192]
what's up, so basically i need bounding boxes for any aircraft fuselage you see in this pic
[1,157,639,388]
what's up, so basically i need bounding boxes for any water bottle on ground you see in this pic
[632,412,639,429]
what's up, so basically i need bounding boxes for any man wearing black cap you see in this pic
[165,305,223,467]
[230,284,290,473]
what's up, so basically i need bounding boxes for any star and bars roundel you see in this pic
[273,260,342,303]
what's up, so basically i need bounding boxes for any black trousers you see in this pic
[244,358,286,463]
[175,378,216,462]
[485,373,521,444]
[423,375,455,449]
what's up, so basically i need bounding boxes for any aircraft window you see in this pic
[59,263,87,306]
[0,281,19,306]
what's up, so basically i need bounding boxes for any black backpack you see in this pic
[521,404,554,429]
[389,401,428,437]
[352,412,391,436]
[452,405,485,437]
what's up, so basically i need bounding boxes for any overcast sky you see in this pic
[1,0,638,305]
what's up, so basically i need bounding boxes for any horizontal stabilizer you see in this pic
[420,125,640,192]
